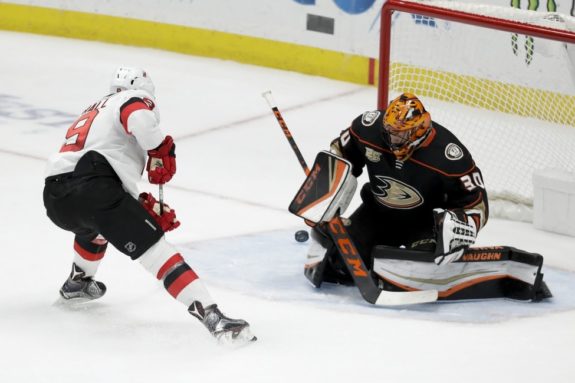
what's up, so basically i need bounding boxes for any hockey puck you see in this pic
[295,230,309,242]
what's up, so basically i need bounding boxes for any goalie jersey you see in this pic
[332,110,489,231]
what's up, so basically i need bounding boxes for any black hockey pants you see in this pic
[43,151,163,259]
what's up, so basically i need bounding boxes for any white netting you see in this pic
[418,0,575,31]
[384,0,575,221]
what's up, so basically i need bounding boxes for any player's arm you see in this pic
[119,96,164,149]
[119,96,176,184]
[434,166,489,265]
[448,166,489,229]
[329,127,365,177]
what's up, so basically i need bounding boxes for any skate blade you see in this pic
[215,326,257,346]
[53,296,101,309]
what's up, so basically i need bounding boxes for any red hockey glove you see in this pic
[139,192,180,232]
[146,135,176,184]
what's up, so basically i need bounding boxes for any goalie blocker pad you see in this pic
[371,246,552,302]
[289,151,357,224]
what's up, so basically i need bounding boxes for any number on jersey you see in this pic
[59,109,98,153]
[460,172,485,191]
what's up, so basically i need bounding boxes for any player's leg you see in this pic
[59,233,108,300]
[136,237,253,340]
[304,223,351,287]
[89,179,254,341]
[304,199,381,287]
[44,175,108,301]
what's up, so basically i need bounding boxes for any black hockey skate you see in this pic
[59,263,106,301]
[188,301,256,344]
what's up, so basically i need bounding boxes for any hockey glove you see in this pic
[147,135,176,184]
[139,192,180,232]
[433,208,477,265]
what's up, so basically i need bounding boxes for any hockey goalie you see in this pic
[289,93,552,305]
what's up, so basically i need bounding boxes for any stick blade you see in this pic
[374,289,438,306]
[261,90,276,107]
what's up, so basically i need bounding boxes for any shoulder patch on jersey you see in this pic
[445,143,464,161]
[361,111,381,126]
[372,176,424,209]
[365,147,382,162]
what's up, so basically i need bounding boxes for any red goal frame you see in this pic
[378,0,575,109]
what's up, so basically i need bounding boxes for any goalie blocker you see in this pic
[289,151,552,304]
[288,150,357,223]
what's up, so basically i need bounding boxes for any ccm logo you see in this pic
[329,219,368,277]
[296,163,322,204]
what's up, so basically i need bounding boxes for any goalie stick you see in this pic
[263,90,438,306]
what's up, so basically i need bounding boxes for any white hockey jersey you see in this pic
[45,89,165,197]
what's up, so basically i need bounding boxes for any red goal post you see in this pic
[377,0,575,221]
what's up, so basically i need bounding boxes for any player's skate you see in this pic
[188,301,256,344]
[59,263,107,302]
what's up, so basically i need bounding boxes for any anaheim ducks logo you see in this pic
[372,176,423,209]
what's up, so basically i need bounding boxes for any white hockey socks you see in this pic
[138,238,215,308]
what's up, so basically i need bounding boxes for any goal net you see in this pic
[378,0,575,221]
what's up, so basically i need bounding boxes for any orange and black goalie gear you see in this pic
[288,151,356,225]
[383,92,431,159]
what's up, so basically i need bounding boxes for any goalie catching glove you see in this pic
[139,192,180,232]
[147,135,176,184]
[433,208,477,265]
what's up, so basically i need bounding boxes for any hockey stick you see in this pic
[262,91,310,176]
[263,91,437,306]
[159,184,164,215]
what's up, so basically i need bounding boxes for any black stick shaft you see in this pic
[159,184,164,214]
[262,91,310,176]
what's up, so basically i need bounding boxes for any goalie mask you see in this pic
[382,92,431,160]
[110,67,155,97]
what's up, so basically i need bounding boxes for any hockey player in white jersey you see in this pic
[43,67,255,343]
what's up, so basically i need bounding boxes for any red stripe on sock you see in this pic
[167,270,199,298]
[74,241,105,261]
[156,253,184,280]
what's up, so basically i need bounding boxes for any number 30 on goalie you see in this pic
[460,171,485,191]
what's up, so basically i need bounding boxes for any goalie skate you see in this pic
[59,263,107,302]
[188,301,257,345]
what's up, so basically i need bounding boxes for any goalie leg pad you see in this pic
[304,228,331,288]
[372,245,551,301]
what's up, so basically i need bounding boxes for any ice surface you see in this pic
[1,31,574,383]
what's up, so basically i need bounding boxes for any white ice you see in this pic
[1,31,574,383]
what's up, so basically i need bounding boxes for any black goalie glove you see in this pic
[433,208,477,265]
